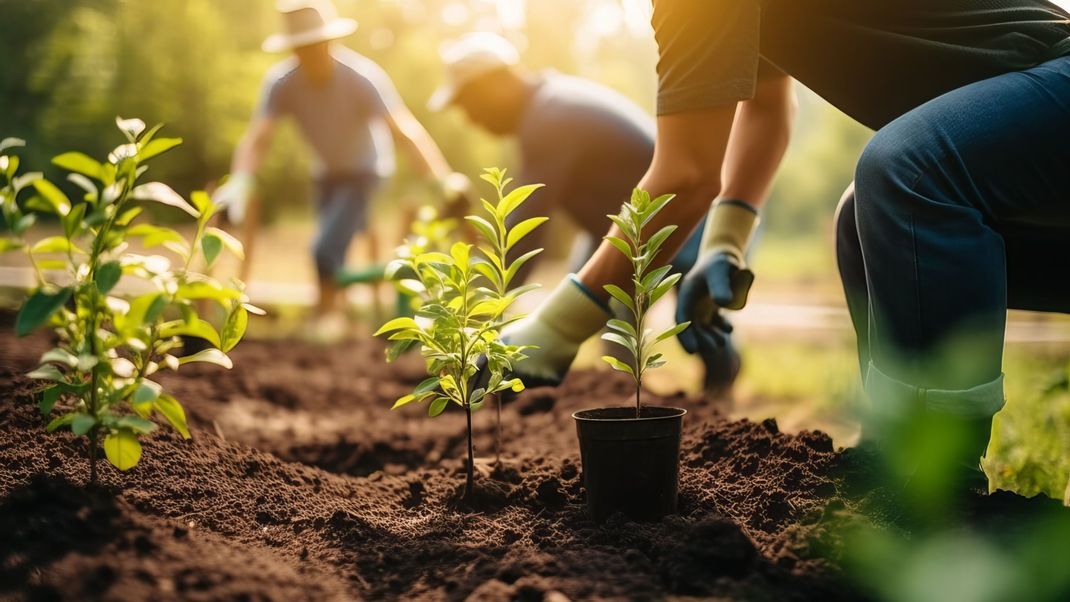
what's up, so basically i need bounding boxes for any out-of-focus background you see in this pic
[2,0,1069,500]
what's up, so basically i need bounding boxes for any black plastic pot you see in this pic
[572,406,686,523]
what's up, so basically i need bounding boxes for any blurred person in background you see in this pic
[429,33,786,395]
[502,0,1070,500]
[214,0,468,340]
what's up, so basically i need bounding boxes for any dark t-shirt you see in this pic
[654,0,1070,129]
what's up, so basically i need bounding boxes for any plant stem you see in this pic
[464,402,475,499]
[495,393,502,466]
[89,427,98,484]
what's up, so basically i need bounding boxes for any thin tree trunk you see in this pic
[464,403,475,498]
[495,394,502,466]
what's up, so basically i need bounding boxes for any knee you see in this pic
[854,127,919,203]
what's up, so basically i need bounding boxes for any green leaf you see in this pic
[498,183,543,217]
[0,137,25,153]
[162,319,221,348]
[646,225,677,254]
[204,227,244,259]
[602,332,637,354]
[220,305,249,353]
[39,386,62,417]
[139,137,182,161]
[175,280,241,302]
[504,248,543,285]
[127,223,186,248]
[126,293,167,329]
[606,318,637,337]
[131,182,199,217]
[391,393,418,410]
[104,430,142,471]
[71,414,96,436]
[115,415,157,435]
[116,116,147,139]
[190,190,212,214]
[641,265,674,291]
[201,233,222,266]
[608,214,637,242]
[16,287,72,336]
[29,236,77,255]
[505,217,548,249]
[603,284,635,312]
[0,239,25,254]
[655,321,690,343]
[602,355,634,375]
[40,348,78,368]
[449,241,470,267]
[63,202,86,239]
[428,397,449,417]
[133,380,162,406]
[178,348,232,368]
[465,216,498,245]
[52,152,103,180]
[31,179,71,216]
[604,235,633,259]
[155,394,190,439]
[649,274,681,306]
[95,260,122,294]
[45,413,76,432]
[374,316,420,337]
[641,193,676,227]
[415,377,441,395]
[67,173,98,202]
[27,364,65,381]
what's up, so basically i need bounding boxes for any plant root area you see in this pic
[1,326,861,601]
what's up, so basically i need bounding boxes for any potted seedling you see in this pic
[376,168,545,499]
[572,189,690,522]
[0,119,254,482]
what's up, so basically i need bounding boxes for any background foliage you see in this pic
[0,0,869,236]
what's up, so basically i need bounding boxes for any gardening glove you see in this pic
[676,199,759,354]
[502,274,611,388]
[213,172,255,225]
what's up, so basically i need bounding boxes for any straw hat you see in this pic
[262,0,358,53]
[428,33,520,111]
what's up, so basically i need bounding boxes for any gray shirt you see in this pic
[515,72,655,238]
[259,47,402,178]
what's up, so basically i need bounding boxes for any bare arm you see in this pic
[230,116,276,175]
[720,73,797,207]
[575,74,795,300]
[385,105,452,181]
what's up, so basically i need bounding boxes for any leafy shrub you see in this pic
[0,118,256,480]
[375,168,545,497]
[602,189,690,416]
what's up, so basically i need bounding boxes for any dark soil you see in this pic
[0,324,862,601]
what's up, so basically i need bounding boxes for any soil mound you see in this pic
[1,329,858,601]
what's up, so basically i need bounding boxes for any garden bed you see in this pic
[0,321,859,601]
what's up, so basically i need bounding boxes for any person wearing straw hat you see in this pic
[430,33,778,394]
[216,0,469,338]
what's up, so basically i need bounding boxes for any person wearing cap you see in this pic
[429,33,775,393]
[215,0,469,335]
[499,0,1070,493]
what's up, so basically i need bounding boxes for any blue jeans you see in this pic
[312,173,381,280]
[836,56,1070,421]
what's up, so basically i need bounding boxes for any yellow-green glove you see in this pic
[676,199,759,353]
[503,274,611,387]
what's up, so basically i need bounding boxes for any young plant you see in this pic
[376,168,546,498]
[0,118,256,482]
[602,189,690,417]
